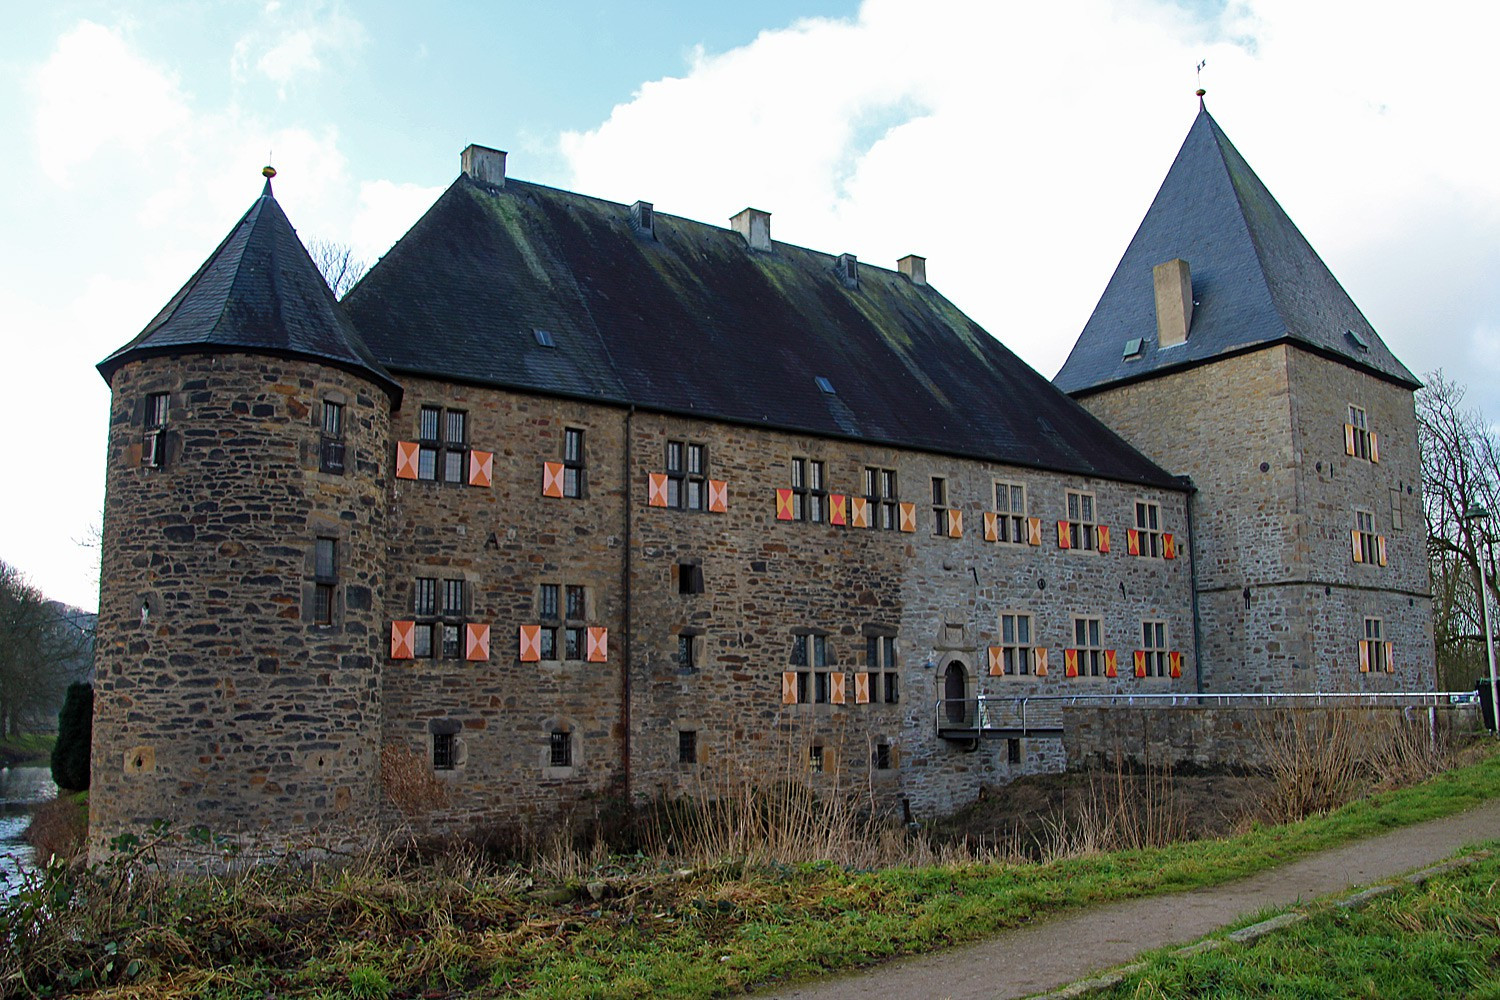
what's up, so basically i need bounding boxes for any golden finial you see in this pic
[262,165,277,179]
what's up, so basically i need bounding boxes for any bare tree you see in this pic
[0,561,91,738]
[1417,370,1500,688]
[307,238,370,300]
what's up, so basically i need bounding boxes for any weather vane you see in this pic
[1196,59,1207,99]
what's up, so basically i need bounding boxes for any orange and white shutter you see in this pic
[542,461,566,498]
[587,627,608,663]
[947,510,963,538]
[1370,433,1380,463]
[1377,536,1387,566]
[468,450,493,488]
[519,624,542,662]
[465,623,491,661]
[830,672,846,705]
[1027,517,1043,546]
[898,502,917,533]
[648,473,670,507]
[1033,647,1049,676]
[983,511,999,542]
[1385,641,1395,673]
[395,442,421,480]
[988,646,1004,676]
[854,672,871,704]
[1351,530,1365,563]
[1358,641,1370,673]
[850,496,871,529]
[830,494,848,526]
[776,488,796,520]
[782,671,799,704]
[390,620,415,659]
[1344,423,1357,456]
[708,480,728,513]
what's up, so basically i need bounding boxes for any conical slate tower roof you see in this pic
[98,176,402,402]
[1054,103,1417,396]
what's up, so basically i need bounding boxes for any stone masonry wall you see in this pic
[1080,344,1434,693]
[91,354,390,858]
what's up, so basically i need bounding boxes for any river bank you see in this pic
[0,733,55,768]
[1,764,58,899]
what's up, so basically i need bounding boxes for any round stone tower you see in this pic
[91,172,402,862]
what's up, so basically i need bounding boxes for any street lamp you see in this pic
[1462,506,1500,738]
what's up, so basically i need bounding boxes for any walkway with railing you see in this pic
[934,690,1478,740]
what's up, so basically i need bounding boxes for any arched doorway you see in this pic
[943,660,969,724]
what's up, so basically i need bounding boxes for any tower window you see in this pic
[312,537,337,626]
[142,392,169,468]
[563,428,586,497]
[320,400,345,474]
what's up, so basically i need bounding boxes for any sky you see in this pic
[4,0,1500,613]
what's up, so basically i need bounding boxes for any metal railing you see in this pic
[935,690,1478,738]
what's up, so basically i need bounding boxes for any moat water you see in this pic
[1,765,56,899]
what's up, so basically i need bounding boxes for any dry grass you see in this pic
[379,744,449,821]
[23,794,87,863]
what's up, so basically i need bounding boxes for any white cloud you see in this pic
[350,180,447,266]
[232,1,367,94]
[31,21,191,185]
[558,0,1500,397]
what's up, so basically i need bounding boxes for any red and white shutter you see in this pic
[776,488,795,521]
[465,623,491,661]
[1169,651,1182,678]
[1104,650,1118,678]
[587,627,608,663]
[1163,533,1177,560]
[468,450,493,487]
[1127,529,1141,556]
[395,442,421,480]
[1134,650,1147,678]
[1064,649,1079,677]
[1057,521,1071,549]
[390,620,415,659]
[830,494,848,526]
[1097,525,1111,553]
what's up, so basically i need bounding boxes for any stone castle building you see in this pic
[89,102,1433,853]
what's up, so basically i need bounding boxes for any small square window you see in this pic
[534,328,556,348]
[433,733,456,770]
[808,744,824,773]
[550,730,572,768]
[678,562,704,594]
[874,743,891,770]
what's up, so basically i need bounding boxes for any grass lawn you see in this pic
[6,746,1499,999]
[0,732,55,767]
[1093,844,1500,999]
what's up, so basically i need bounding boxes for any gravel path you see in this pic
[753,798,1500,1000]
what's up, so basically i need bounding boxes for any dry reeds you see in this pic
[22,794,87,864]
[379,744,449,819]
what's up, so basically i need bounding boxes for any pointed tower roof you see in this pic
[1054,103,1417,396]
[98,174,402,402]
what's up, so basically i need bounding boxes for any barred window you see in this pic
[433,733,456,770]
[417,405,467,484]
[550,730,573,767]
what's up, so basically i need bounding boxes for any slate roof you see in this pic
[344,175,1182,490]
[99,179,402,402]
[1053,104,1418,396]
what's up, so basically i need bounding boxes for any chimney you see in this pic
[730,208,772,251]
[461,144,507,188]
[898,254,926,286]
[1153,258,1193,347]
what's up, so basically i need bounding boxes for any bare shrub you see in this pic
[379,744,448,820]
[23,794,87,862]
[1038,754,1186,861]
[1254,709,1364,823]
[1367,712,1454,788]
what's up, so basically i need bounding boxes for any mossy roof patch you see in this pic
[344,175,1177,488]
[1055,105,1418,396]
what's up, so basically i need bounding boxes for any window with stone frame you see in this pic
[677,630,704,672]
[808,743,825,773]
[319,399,345,474]
[865,467,899,530]
[143,391,169,468]
[1355,508,1379,565]
[549,729,573,767]
[417,405,468,483]
[536,583,560,660]
[665,440,708,510]
[678,729,698,765]
[931,476,950,535]
[1073,615,1104,676]
[562,427,586,497]
[789,457,827,522]
[412,577,467,659]
[994,481,1026,543]
[312,537,337,626]
[432,732,457,771]
[1135,500,1163,558]
[1065,490,1097,551]
[1347,404,1373,461]
[791,632,830,703]
[1141,619,1169,677]
[1362,618,1389,673]
[998,612,1033,676]
[866,632,899,702]
[873,742,893,770]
